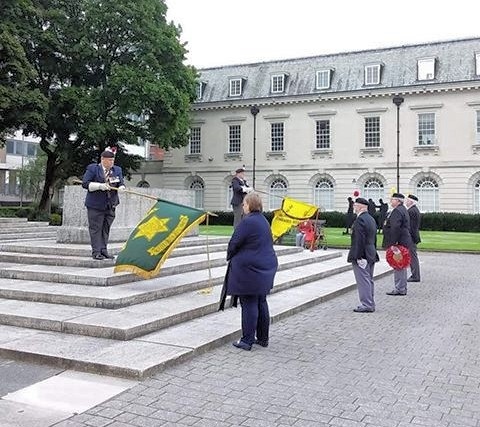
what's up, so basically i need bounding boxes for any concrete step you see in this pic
[0,231,57,241]
[0,226,54,235]
[0,256,349,340]
[0,245,325,286]
[0,249,340,308]
[0,261,392,379]
[0,217,28,223]
[0,236,230,257]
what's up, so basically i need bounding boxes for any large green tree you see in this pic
[1,0,197,212]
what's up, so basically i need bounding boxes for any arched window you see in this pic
[226,184,233,210]
[269,179,287,210]
[363,178,384,202]
[417,177,439,212]
[189,179,204,209]
[314,178,334,210]
[474,180,480,214]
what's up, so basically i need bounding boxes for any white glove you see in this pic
[117,185,126,193]
[88,182,110,192]
[241,185,248,193]
[357,259,368,269]
[246,187,254,193]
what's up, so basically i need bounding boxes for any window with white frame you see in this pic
[417,58,436,80]
[271,74,285,93]
[188,127,201,154]
[417,177,439,212]
[269,179,287,210]
[364,64,381,85]
[229,79,242,96]
[271,122,284,151]
[364,117,380,148]
[6,139,38,157]
[228,124,241,153]
[476,53,480,76]
[315,70,331,89]
[196,82,204,100]
[363,178,384,202]
[418,113,435,145]
[476,111,480,144]
[474,179,480,214]
[315,120,330,149]
[189,179,204,209]
[226,185,233,210]
[314,178,334,210]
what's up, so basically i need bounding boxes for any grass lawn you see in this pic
[199,225,480,253]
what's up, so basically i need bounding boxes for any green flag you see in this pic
[114,199,207,278]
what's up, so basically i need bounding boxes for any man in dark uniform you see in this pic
[82,148,125,260]
[342,197,355,235]
[376,198,388,233]
[382,193,412,295]
[347,197,379,313]
[230,167,252,228]
[406,194,421,282]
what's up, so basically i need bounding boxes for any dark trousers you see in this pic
[87,207,115,256]
[239,295,269,345]
[409,243,420,280]
[232,204,244,228]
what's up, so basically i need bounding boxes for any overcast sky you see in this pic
[165,0,480,69]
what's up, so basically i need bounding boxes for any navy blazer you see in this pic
[347,212,380,264]
[230,176,249,207]
[408,205,422,244]
[382,204,412,248]
[226,212,278,296]
[82,163,124,210]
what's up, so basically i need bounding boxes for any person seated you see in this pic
[296,220,314,248]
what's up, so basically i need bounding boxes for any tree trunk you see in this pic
[38,153,57,213]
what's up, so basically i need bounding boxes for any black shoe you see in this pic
[407,278,420,282]
[353,306,375,313]
[232,340,252,351]
[101,252,115,260]
[254,339,269,347]
[93,254,106,260]
[386,290,407,296]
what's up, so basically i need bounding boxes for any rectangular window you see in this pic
[476,111,480,144]
[188,127,201,154]
[26,143,37,157]
[6,140,15,155]
[364,65,380,85]
[271,75,285,93]
[417,58,435,80]
[364,117,380,148]
[315,120,330,149]
[228,124,241,153]
[315,70,331,89]
[229,79,242,96]
[418,113,435,145]
[271,122,284,151]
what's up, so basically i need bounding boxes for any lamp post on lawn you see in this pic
[392,95,405,192]
[250,105,260,188]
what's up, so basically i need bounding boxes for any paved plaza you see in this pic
[46,251,479,427]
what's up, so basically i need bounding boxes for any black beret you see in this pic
[407,194,418,201]
[391,192,405,200]
[100,150,115,158]
[235,167,245,173]
[354,197,369,206]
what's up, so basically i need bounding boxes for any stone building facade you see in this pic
[135,38,480,213]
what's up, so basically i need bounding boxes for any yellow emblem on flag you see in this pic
[271,197,318,241]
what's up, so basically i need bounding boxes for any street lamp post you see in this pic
[392,95,404,192]
[250,105,260,188]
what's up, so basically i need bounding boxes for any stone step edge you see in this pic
[0,264,393,379]
[0,259,352,340]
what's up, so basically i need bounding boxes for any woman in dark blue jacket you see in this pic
[226,192,278,350]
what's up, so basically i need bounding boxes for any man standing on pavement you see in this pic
[82,148,125,260]
[406,194,421,282]
[347,197,379,313]
[382,193,412,296]
[231,167,252,228]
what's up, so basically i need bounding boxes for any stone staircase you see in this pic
[0,217,57,242]
[0,223,393,379]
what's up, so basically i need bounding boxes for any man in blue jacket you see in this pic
[347,197,379,313]
[82,149,125,260]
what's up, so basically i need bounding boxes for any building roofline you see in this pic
[198,36,480,71]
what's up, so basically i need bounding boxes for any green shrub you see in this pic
[49,213,62,226]
[421,212,480,232]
